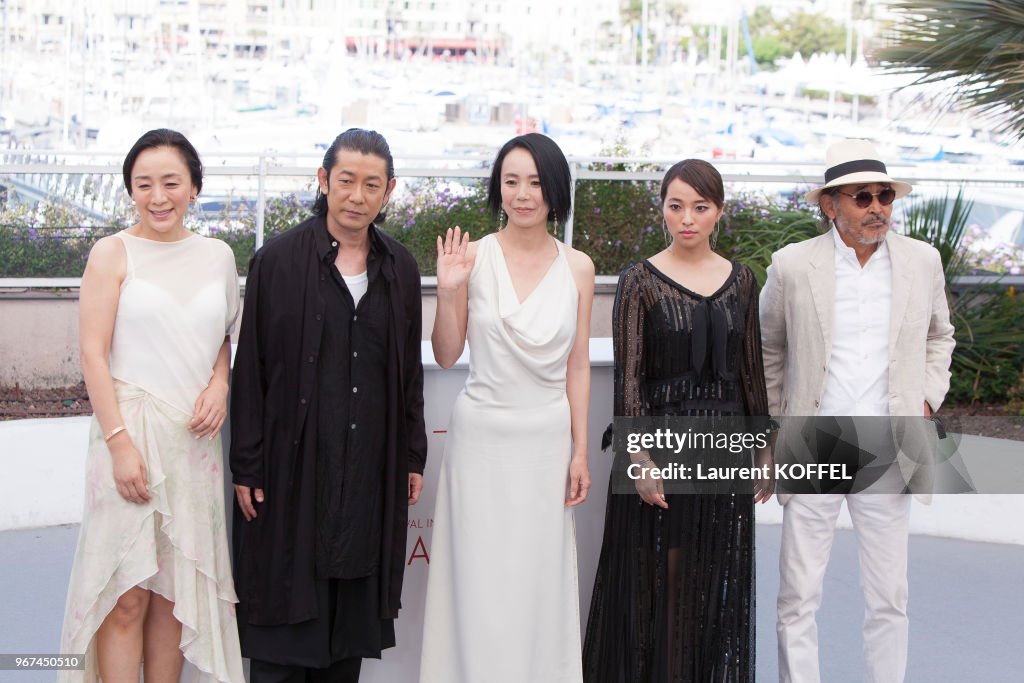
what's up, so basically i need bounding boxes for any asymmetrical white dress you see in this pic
[59,231,244,682]
[420,233,583,683]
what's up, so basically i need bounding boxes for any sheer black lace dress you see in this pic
[583,259,769,683]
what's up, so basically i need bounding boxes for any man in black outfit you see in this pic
[230,129,427,682]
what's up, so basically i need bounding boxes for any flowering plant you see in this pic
[960,224,1024,275]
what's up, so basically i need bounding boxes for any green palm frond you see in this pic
[876,0,1024,139]
[901,186,973,278]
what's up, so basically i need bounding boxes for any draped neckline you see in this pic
[121,229,197,245]
[642,258,740,299]
[491,233,564,306]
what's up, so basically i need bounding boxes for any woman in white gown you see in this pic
[421,133,595,683]
[59,130,243,682]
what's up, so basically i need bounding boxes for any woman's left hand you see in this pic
[190,379,229,439]
[566,452,591,507]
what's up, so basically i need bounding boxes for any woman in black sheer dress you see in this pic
[583,160,773,682]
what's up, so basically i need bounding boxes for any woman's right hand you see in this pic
[436,226,473,291]
[634,456,668,509]
[109,438,151,504]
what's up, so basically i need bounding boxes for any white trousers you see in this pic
[777,493,912,683]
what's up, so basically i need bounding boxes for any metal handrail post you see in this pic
[565,160,577,247]
[255,154,267,253]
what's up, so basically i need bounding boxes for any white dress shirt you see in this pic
[818,228,891,417]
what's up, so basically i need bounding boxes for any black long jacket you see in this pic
[230,216,427,624]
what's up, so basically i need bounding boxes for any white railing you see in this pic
[3,151,1024,288]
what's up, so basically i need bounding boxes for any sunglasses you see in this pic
[837,188,896,208]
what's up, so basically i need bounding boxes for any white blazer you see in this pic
[759,230,956,503]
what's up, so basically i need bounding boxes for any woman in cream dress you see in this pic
[59,130,243,682]
[421,133,595,683]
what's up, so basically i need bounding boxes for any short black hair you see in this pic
[122,129,203,196]
[313,128,395,222]
[487,133,572,225]
[660,159,724,209]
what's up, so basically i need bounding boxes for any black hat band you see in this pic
[824,159,887,183]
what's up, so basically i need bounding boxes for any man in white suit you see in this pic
[760,139,955,683]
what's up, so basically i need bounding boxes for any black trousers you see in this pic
[249,657,362,683]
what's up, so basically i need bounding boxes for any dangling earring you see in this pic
[662,219,672,248]
[497,209,507,231]
[552,218,560,238]
[710,221,720,250]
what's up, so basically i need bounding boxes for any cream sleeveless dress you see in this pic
[59,231,244,682]
[420,233,584,683]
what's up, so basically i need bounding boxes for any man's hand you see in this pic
[408,473,424,505]
[235,484,264,521]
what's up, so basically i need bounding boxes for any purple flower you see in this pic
[594,207,602,216]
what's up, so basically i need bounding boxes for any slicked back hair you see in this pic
[313,128,395,222]
[660,158,724,209]
[122,129,203,196]
[487,133,572,226]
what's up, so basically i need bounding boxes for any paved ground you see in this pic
[1,523,1021,682]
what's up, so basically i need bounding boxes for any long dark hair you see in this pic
[486,133,572,225]
[122,129,203,195]
[312,128,395,223]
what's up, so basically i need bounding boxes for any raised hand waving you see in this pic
[436,226,474,291]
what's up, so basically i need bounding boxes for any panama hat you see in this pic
[804,139,913,204]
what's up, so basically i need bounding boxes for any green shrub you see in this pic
[902,188,1024,406]
[381,178,491,275]
[4,177,1022,410]
[945,284,1024,405]
[0,201,127,277]
[208,194,311,274]
[717,193,823,284]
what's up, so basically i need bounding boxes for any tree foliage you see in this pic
[876,0,1024,139]
[745,7,847,66]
